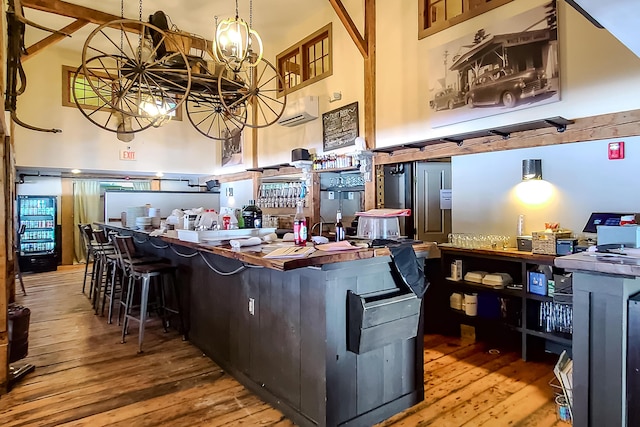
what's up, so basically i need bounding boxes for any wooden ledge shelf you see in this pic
[372,116,574,156]
[246,163,293,173]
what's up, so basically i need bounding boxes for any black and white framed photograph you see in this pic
[221,128,243,167]
[427,1,559,127]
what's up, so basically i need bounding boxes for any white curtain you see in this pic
[133,181,151,190]
[73,180,101,263]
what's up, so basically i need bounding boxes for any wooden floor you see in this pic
[0,265,569,426]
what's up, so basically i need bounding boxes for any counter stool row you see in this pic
[78,224,186,353]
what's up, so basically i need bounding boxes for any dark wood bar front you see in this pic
[103,224,436,427]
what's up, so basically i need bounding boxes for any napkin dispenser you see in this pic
[597,225,640,248]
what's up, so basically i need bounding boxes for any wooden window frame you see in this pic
[276,23,332,97]
[418,0,513,39]
[61,66,182,121]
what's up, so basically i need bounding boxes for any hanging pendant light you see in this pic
[138,94,172,128]
[213,0,263,69]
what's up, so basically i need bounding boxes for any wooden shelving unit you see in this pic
[435,245,571,361]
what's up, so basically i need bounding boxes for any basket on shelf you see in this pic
[532,230,572,255]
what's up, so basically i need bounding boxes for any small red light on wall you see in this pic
[608,141,625,160]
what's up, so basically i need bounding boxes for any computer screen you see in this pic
[582,212,631,233]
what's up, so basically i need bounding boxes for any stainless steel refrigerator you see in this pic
[17,195,58,273]
[382,161,451,243]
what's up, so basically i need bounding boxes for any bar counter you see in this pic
[555,252,640,426]
[101,223,439,427]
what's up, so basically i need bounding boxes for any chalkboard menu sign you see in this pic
[322,102,359,151]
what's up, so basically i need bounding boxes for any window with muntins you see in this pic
[419,0,513,39]
[277,23,332,96]
[62,65,113,109]
[62,66,182,120]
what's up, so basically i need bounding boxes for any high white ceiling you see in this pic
[23,0,317,55]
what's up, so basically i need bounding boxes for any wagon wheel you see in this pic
[217,59,286,128]
[185,87,246,140]
[81,19,191,120]
[73,56,153,134]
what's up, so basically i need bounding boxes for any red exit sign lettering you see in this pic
[119,150,136,161]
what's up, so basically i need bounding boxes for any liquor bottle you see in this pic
[335,210,345,242]
[293,200,307,246]
[242,200,262,228]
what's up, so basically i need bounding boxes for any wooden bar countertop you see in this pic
[555,251,640,277]
[100,223,440,271]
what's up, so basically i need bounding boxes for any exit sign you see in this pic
[119,149,136,161]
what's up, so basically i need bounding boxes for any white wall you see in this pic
[376,0,640,146]
[219,179,254,210]
[452,136,640,237]
[15,48,221,177]
[254,1,365,169]
[12,0,640,199]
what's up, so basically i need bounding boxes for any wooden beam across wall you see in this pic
[328,0,377,210]
[21,0,211,52]
[328,0,367,57]
[363,0,376,210]
[373,109,640,165]
[23,18,88,61]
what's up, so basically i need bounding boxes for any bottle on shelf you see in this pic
[242,200,263,228]
[293,199,308,246]
[335,210,345,242]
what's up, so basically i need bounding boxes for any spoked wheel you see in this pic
[217,59,286,128]
[185,87,246,140]
[81,19,191,121]
[73,56,153,135]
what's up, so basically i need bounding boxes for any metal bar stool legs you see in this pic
[120,267,180,353]
[82,245,92,294]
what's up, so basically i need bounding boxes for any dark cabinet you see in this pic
[629,293,640,426]
[434,246,571,361]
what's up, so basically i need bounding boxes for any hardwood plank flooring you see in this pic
[0,265,569,426]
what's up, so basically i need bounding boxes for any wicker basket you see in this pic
[165,30,192,54]
[532,231,572,255]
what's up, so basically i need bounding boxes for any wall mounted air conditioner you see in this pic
[277,96,319,127]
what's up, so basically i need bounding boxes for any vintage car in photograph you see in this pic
[429,88,466,111]
[465,67,549,108]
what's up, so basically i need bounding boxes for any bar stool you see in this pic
[78,223,95,295]
[89,228,116,314]
[113,235,185,353]
[105,232,162,324]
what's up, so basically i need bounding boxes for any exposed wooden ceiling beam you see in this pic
[23,19,89,61]
[329,0,367,58]
[22,0,129,28]
[21,0,212,52]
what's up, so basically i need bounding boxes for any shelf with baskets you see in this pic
[435,246,572,361]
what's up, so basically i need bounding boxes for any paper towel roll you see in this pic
[464,293,478,316]
[261,233,278,243]
[230,237,262,248]
[450,293,463,310]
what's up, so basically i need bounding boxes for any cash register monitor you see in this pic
[582,212,632,233]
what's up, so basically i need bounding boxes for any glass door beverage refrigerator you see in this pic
[17,195,58,273]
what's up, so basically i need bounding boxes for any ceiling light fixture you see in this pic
[522,159,542,181]
[138,94,172,128]
[71,169,82,174]
[213,0,263,70]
